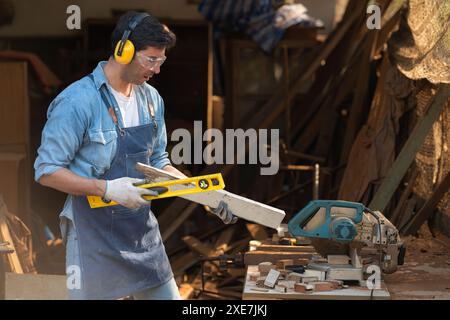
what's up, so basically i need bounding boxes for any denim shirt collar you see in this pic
[90,60,154,128]
[91,61,109,90]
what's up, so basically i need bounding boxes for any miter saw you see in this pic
[288,200,405,279]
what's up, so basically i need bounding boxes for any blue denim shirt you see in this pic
[34,61,171,223]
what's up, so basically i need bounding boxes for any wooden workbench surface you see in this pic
[242,265,391,300]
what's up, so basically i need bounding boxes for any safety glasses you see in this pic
[135,52,167,70]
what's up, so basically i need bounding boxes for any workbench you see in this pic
[242,265,391,300]
[242,239,391,300]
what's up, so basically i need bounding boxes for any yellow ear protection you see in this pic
[114,12,150,65]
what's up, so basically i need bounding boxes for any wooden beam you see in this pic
[252,244,316,253]
[161,202,198,242]
[369,84,450,212]
[244,251,313,265]
[170,251,199,277]
[389,169,418,225]
[0,198,23,274]
[245,223,268,241]
[183,235,220,257]
[402,172,450,235]
[214,226,236,252]
[339,32,376,163]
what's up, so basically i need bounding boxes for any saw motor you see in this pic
[288,200,405,274]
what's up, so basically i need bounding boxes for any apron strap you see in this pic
[88,74,123,133]
[89,74,157,132]
[144,89,158,131]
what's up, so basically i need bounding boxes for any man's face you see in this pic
[127,46,166,84]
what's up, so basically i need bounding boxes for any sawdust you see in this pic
[384,224,450,299]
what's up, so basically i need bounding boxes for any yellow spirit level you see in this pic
[87,173,225,209]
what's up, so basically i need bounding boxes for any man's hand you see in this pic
[210,201,238,224]
[104,177,158,209]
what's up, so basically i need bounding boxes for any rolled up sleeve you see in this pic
[149,96,171,170]
[34,95,88,182]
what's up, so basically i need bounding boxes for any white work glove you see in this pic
[210,201,238,224]
[103,177,158,209]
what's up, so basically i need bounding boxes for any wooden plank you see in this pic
[214,226,236,252]
[170,251,199,277]
[327,255,351,265]
[0,199,23,274]
[0,152,27,222]
[161,202,197,242]
[403,172,450,235]
[245,223,268,241]
[227,236,252,255]
[0,62,29,146]
[136,163,286,231]
[183,235,219,257]
[5,273,67,300]
[398,197,418,231]
[390,170,419,225]
[253,244,316,253]
[182,235,222,272]
[339,32,375,163]
[168,223,228,256]
[179,283,195,300]
[244,251,313,265]
[369,84,450,212]
[170,230,240,277]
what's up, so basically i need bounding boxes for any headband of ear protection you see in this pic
[114,12,150,65]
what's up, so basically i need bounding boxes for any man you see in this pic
[34,11,237,300]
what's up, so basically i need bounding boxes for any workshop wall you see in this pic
[0,0,341,37]
[0,0,202,37]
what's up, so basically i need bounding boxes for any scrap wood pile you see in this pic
[162,0,450,299]
[249,258,347,294]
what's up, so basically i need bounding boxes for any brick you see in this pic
[295,258,310,266]
[286,272,303,282]
[279,269,292,277]
[274,285,287,293]
[276,259,294,269]
[328,279,344,289]
[258,262,275,274]
[277,280,296,290]
[248,272,260,281]
[313,282,335,292]
[294,283,314,293]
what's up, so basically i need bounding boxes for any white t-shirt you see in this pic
[108,85,140,128]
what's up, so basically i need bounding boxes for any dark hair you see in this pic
[110,11,176,56]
